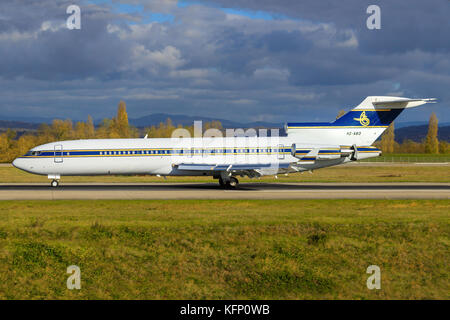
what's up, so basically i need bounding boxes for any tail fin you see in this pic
[286,96,436,146]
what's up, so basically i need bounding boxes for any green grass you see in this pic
[0,200,448,299]
[1,164,449,183]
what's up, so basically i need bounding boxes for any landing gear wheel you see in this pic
[227,177,239,188]
[51,180,59,188]
[218,177,225,187]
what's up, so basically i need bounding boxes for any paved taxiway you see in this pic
[0,183,448,200]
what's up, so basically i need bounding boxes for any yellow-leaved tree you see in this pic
[380,122,395,153]
[425,112,439,154]
[114,100,129,138]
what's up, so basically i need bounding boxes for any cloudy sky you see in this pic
[0,0,449,124]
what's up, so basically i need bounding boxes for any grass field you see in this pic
[0,199,448,299]
[1,164,449,183]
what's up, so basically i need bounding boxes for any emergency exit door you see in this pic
[54,144,63,163]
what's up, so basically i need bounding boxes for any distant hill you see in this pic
[395,125,450,143]
[0,120,40,136]
[0,116,60,124]
[0,120,40,130]
[0,114,282,129]
[128,113,282,129]
[1,116,449,142]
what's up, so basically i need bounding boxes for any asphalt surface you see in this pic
[0,182,449,200]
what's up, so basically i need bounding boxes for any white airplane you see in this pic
[12,96,435,188]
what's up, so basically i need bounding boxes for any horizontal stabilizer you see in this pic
[355,96,436,109]
[372,98,436,105]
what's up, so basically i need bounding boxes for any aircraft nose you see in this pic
[12,157,38,174]
[12,158,25,170]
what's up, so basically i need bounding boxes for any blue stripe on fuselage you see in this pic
[287,109,404,128]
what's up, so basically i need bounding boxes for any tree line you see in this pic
[377,112,448,154]
[0,101,222,163]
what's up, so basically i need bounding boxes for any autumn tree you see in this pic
[74,121,87,139]
[45,119,74,141]
[16,134,37,158]
[86,115,95,138]
[96,119,114,138]
[0,133,7,161]
[336,110,346,120]
[0,129,17,162]
[144,119,222,138]
[396,139,424,154]
[164,118,175,137]
[74,116,96,139]
[380,122,395,153]
[204,120,223,131]
[113,100,130,138]
[439,141,449,154]
[425,112,439,154]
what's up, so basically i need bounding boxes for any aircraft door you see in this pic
[54,144,63,163]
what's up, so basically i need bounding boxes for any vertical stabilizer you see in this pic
[286,96,436,145]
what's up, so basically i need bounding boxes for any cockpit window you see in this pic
[30,151,42,156]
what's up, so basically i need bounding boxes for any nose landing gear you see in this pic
[48,174,61,188]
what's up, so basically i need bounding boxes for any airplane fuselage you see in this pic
[13,136,358,177]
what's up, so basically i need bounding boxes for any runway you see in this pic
[0,182,449,200]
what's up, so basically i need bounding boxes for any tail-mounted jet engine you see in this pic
[291,144,381,162]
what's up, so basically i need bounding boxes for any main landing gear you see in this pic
[218,176,239,188]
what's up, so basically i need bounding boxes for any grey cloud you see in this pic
[0,0,448,124]
[197,0,450,54]
[0,1,132,80]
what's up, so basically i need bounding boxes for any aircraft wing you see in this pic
[174,162,292,177]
